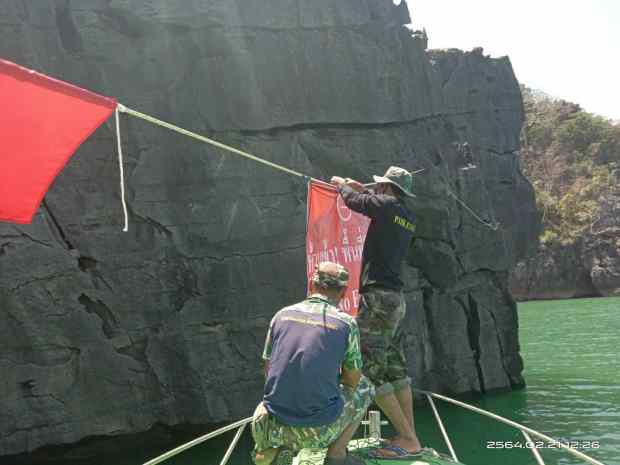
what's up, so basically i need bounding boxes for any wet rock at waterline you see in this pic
[511,191,620,300]
[0,0,539,456]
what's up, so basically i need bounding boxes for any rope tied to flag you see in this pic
[114,104,501,232]
[114,107,129,232]
[0,58,500,233]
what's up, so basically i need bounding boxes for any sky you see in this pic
[404,0,620,121]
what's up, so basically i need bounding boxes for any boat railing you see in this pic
[141,389,608,465]
[142,417,252,465]
[415,388,606,465]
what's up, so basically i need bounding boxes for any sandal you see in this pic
[367,444,423,460]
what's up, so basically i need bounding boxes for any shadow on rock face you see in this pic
[0,0,538,456]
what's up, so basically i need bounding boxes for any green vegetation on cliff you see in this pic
[520,86,620,244]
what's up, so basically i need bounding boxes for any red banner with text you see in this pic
[306,181,371,315]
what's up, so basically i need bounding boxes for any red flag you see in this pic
[0,59,117,224]
[306,181,371,315]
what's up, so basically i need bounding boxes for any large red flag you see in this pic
[0,59,117,224]
[306,181,371,315]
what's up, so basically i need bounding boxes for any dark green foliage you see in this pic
[520,86,619,245]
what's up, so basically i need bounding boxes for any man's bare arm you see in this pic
[330,176,365,193]
[264,360,270,379]
[341,366,361,389]
[345,178,365,193]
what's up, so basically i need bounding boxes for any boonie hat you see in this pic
[312,262,349,289]
[372,166,415,197]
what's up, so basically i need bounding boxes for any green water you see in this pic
[52,297,620,465]
[129,296,618,465]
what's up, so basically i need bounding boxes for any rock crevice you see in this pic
[0,0,537,456]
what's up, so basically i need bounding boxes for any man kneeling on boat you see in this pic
[252,261,374,465]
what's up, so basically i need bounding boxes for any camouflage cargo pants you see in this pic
[356,287,410,397]
[251,376,374,460]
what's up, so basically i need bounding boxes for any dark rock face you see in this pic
[511,191,620,300]
[0,0,538,456]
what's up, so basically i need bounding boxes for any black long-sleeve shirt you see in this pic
[338,185,416,291]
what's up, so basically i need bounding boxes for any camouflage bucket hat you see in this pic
[312,262,349,289]
[372,166,415,197]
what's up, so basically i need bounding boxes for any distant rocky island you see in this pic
[510,87,620,299]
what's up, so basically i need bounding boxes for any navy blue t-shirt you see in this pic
[262,295,362,427]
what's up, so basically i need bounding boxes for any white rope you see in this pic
[117,103,499,232]
[114,107,129,232]
[447,188,499,231]
[117,104,309,180]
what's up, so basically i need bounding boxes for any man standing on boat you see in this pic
[331,166,422,459]
[252,261,373,465]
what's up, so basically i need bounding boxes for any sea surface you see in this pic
[20,297,619,465]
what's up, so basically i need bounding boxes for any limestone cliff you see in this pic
[0,0,538,456]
